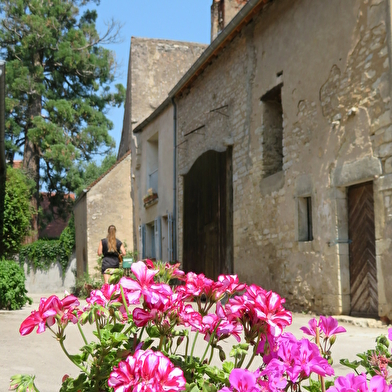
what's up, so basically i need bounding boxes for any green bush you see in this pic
[20,214,75,276]
[1,167,35,258]
[0,259,32,310]
[73,272,102,298]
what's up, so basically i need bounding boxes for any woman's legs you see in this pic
[103,273,110,284]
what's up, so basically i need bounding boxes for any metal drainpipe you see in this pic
[172,97,177,262]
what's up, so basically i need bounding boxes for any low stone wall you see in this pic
[23,254,76,294]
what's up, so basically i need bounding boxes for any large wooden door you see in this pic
[348,182,378,317]
[183,149,233,280]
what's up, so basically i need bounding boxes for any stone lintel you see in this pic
[332,156,382,187]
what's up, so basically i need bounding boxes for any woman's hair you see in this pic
[107,225,117,252]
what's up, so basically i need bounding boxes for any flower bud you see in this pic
[329,335,336,346]
[176,336,184,347]
[219,348,226,362]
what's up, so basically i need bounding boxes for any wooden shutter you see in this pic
[154,217,162,260]
[139,224,146,259]
[168,213,173,262]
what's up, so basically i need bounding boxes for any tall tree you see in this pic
[0,0,125,241]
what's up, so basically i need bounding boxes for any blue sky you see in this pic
[94,0,212,158]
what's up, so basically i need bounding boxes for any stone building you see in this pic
[74,152,133,277]
[118,37,207,259]
[125,0,392,319]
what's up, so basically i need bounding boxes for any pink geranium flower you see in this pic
[301,316,346,339]
[226,285,292,343]
[213,275,247,300]
[300,318,319,337]
[86,284,120,308]
[327,373,368,392]
[262,333,334,384]
[388,328,392,341]
[219,369,261,392]
[319,316,346,338]
[176,272,215,300]
[369,375,392,392]
[19,295,59,335]
[120,261,158,304]
[108,349,186,392]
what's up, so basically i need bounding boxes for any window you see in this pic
[140,218,163,260]
[298,197,313,242]
[147,133,159,193]
[161,214,174,262]
[145,222,156,259]
[261,84,283,177]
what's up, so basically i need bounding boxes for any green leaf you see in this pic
[222,361,234,374]
[340,358,361,370]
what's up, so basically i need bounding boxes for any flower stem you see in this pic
[184,335,190,362]
[208,345,215,364]
[59,338,89,375]
[201,322,220,363]
[245,333,261,369]
[94,309,102,342]
[77,321,88,345]
[120,285,131,319]
[316,327,326,392]
[190,331,199,362]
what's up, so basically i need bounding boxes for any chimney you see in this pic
[211,0,248,42]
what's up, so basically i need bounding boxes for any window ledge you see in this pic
[143,193,158,208]
[298,240,314,253]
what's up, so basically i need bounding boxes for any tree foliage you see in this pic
[71,152,117,196]
[0,0,125,234]
[1,166,35,258]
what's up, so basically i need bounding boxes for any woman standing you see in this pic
[98,225,126,284]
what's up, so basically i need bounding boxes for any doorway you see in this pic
[348,182,378,316]
[183,149,233,279]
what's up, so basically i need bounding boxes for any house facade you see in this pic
[133,105,175,261]
[126,0,392,318]
[172,0,392,317]
[74,152,133,277]
[118,37,207,258]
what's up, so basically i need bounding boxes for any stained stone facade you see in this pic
[118,37,207,159]
[173,0,392,317]
[74,153,133,277]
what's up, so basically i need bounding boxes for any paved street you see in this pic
[0,293,390,392]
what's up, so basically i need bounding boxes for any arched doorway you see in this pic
[183,149,233,279]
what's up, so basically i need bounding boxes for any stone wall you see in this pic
[23,254,76,294]
[118,38,207,159]
[176,0,392,316]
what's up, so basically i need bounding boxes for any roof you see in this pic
[133,0,271,135]
[74,149,132,206]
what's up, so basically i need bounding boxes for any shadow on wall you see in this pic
[23,253,77,294]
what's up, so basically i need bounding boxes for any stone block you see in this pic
[333,156,382,187]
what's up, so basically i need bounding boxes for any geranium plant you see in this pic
[9,260,392,392]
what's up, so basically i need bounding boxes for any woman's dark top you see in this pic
[101,238,122,274]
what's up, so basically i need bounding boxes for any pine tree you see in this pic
[0,0,125,241]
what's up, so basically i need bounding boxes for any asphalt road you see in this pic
[0,293,389,392]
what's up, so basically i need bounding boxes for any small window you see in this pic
[147,133,159,193]
[298,197,313,242]
[145,222,156,259]
[261,84,283,177]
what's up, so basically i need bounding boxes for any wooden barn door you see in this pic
[183,149,233,280]
[348,182,378,317]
